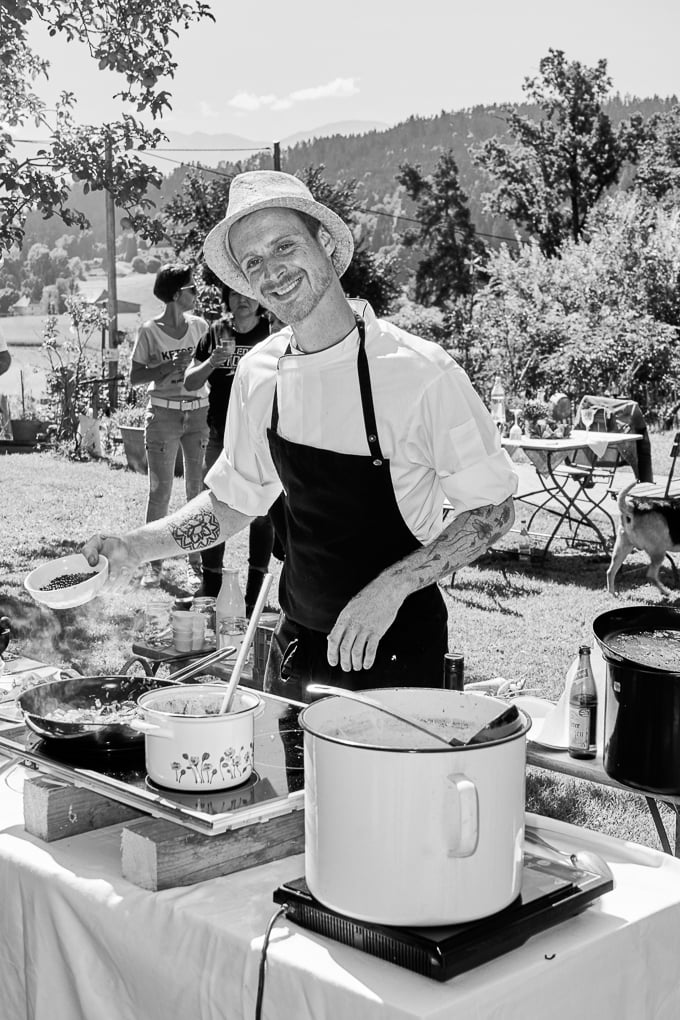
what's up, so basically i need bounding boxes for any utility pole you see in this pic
[273,141,281,172]
[104,137,119,410]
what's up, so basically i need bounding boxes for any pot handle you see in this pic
[129,719,174,739]
[445,772,479,858]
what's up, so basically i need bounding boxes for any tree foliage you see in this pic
[464,193,680,421]
[473,49,644,256]
[0,0,214,252]
[633,106,680,201]
[396,152,482,306]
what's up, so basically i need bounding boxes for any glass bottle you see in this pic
[443,652,464,691]
[490,376,506,430]
[568,645,598,760]
[518,520,532,561]
[215,567,246,650]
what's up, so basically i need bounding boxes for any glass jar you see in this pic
[191,597,217,646]
[142,599,172,647]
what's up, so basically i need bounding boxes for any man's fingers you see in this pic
[328,625,380,672]
[81,534,104,567]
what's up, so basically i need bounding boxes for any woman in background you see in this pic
[130,263,210,588]
[185,284,274,613]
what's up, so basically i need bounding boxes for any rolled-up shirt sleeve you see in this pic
[410,361,518,516]
[204,368,282,517]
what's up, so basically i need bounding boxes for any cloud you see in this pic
[229,92,279,112]
[289,78,359,101]
[228,77,359,113]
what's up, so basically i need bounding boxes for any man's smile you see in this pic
[268,275,303,300]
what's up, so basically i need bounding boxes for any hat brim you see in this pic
[203,195,354,301]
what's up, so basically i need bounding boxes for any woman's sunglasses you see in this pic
[180,284,197,294]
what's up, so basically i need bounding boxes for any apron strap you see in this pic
[269,315,385,464]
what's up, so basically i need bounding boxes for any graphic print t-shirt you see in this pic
[193,315,270,437]
[132,314,209,400]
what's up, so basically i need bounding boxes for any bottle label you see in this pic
[569,705,596,750]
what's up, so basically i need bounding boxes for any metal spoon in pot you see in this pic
[524,827,614,882]
[306,684,460,747]
[307,684,521,748]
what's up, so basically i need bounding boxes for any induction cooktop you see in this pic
[0,689,305,835]
[273,851,613,982]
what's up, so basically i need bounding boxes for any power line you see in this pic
[12,139,523,246]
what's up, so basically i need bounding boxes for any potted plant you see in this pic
[112,403,183,476]
[10,393,48,446]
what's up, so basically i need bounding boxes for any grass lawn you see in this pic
[2,433,679,853]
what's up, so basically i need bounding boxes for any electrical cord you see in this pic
[255,904,289,1020]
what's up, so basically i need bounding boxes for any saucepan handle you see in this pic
[444,772,479,858]
[129,719,173,739]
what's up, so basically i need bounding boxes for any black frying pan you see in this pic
[17,674,176,751]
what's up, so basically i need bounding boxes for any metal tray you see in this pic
[0,688,305,836]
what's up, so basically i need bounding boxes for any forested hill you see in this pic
[258,94,679,251]
[23,94,679,254]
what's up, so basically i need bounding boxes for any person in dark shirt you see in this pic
[185,285,274,610]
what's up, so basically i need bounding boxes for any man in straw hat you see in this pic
[83,171,517,698]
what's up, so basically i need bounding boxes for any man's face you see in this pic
[229,208,335,325]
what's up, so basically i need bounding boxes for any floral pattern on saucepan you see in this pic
[170,743,253,784]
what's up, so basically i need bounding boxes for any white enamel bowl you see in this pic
[24,554,109,610]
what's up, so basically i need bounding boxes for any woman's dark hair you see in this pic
[221,284,262,316]
[153,263,193,303]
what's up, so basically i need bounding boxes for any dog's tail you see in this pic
[617,479,637,518]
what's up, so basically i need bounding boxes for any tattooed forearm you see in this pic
[125,490,254,564]
[387,497,515,593]
[169,505,221,551]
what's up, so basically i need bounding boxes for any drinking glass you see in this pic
[509,408,523,440]
[581,407,596,432]
[215,322,235,358]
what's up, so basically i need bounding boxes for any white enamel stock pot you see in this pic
[299,688,531,925]
[133,685,264,791]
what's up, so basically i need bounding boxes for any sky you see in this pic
[26,0,680,148]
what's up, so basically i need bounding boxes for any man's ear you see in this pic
[317,225,335,259]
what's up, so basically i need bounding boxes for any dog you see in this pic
[607,480,680,595]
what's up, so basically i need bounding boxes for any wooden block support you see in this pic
[23,775,142,842]
[121,809,305,890]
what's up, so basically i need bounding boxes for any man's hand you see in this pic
[327,580,406,672]
[81,534,142,590]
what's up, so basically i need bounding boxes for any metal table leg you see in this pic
[645,796,674,855]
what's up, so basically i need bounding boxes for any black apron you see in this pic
[265,316,447,702]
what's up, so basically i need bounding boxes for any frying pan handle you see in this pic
[444,772,479,858]
[128,719,173,739]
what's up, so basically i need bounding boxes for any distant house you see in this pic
[10,295,34,315]
[92,290,141,315]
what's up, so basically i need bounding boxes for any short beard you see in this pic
[264,261,335,325]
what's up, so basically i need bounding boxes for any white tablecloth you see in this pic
[1,765,680,1020]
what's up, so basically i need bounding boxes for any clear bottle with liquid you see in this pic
[490,376,506,430]
[215,568,248,661]
[568,645,598,760]
[518,520,532,561]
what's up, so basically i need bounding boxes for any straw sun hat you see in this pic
[203,171,354,299]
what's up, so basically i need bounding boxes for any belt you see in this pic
[149,396,209,411]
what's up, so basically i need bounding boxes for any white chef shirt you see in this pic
[206,299,517,544]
